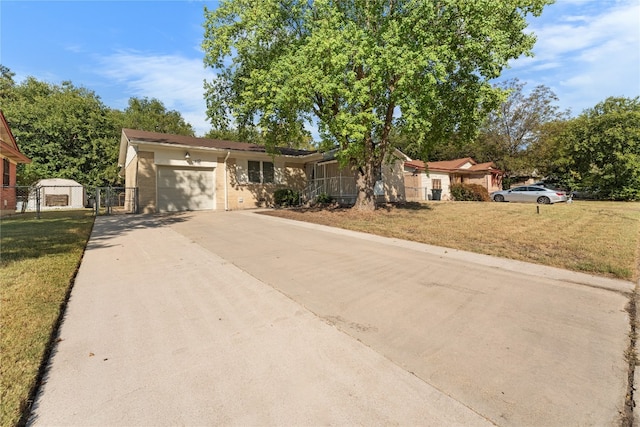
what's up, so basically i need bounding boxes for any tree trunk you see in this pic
[353,165,376,211]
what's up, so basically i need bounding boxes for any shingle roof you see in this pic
[468,162,496,172]
[122,128,317,157]
[426,158,475,171]
[406,157,499,173]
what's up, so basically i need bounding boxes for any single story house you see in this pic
[118,129,408,213]
[0,110,31,216]
[404,157,503,201]
[119,128,322,213]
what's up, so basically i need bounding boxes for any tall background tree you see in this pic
[202,0,552,210]
[399,79,569,189]
[557,97,640,200]
[474,79,569,183]
[1,76,120,186]
[115,97,195,136]
[0,66,196,187]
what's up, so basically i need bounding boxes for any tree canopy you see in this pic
[558,97,640,200]
[202,0,552,209]
[475,79,569,175]
[116,97,195,136]
[1,76,120,186]
[0,66,196,187]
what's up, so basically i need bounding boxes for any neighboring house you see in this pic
[118,129,322,213]
[0,110,31,216]
[404,157,502,201]
[307,149,408,205]
[507,171,542,187]
[119,129,409,213]
[23,178,86,211]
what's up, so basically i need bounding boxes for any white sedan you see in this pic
[491,185,568,204]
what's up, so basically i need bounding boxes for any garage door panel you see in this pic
[157,167,214,212]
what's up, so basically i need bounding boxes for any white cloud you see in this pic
[98,50,217,136]
[502,0,640,115]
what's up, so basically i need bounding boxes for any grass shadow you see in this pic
[381,201,433,211]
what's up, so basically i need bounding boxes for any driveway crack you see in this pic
[622,283,638,426]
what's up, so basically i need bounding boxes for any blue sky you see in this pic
[1,0,639,137]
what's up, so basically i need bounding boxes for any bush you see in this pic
[450,183,490,202]
[315,193,333,204]
[274,188,300,207]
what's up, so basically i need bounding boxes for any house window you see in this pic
[262,161,274,183]
[432,179,442,190]
[248,160,275,184]
[2,158,9,186]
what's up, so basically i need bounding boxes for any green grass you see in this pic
[0,210,94,427]
[264,201,640,281]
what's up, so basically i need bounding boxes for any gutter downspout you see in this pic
[224,151,230,211]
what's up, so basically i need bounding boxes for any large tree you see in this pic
[560,97,640,200]
[115,97,195,136]
[202,0,551,209]
[0,67,197,186]
[0,77,121,186]
[473,79,568,176]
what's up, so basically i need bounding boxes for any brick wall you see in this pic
[220,157,308,210]
[137,151,156,213]
[0,159,16,216]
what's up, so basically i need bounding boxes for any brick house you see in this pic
[0,110,31,216]
[119,129,409,213]
[118,129,322,213]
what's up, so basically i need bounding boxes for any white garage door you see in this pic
[157,167,215,212]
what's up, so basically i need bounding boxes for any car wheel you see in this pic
[537,196,550,204]
[493,194,505,202]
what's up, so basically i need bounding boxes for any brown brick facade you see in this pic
[137,151,157,214]
[0,160,16,216]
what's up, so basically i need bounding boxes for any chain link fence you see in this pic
[93,187,138,215]
[2,186,138,218]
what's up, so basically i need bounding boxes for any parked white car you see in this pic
[491,185,568,204]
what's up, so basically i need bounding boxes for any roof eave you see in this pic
[0,144,31,164]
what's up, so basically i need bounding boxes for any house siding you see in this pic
[123,152,138,212]
[404,170,451,201]
[0,159,16,216]
[137,151,157,214]
[378,159,406,203]
[283,162,307,189]
[223,157,308,210]
[454,172,501,194]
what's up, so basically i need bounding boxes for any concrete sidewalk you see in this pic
[30,210,633,426]
[29,213,492,426]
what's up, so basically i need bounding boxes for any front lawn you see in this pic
[263,201,640,281]
[0,210,94,427]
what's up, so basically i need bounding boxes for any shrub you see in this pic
[315,193,333,204]
[450,183,490,202]
[274,188,300,207]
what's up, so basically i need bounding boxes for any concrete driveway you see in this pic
[30,210,633,426]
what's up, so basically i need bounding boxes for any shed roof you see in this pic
[36,178,83,186]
